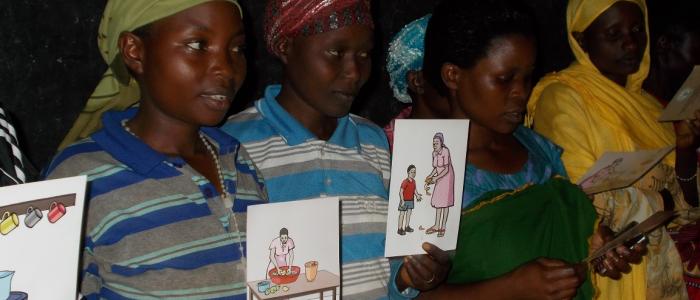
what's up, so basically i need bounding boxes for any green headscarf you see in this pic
[59,0,242,150]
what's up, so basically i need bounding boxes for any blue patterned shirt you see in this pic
[45,108,267,300]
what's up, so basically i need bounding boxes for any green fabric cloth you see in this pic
[59,0,242,150]
[449,177,596,299]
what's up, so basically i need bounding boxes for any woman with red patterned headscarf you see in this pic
[223,0,451,299]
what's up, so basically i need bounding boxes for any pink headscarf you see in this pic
[264,0,374,57]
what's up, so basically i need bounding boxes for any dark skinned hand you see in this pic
[398,242,451,291]
[676,109,700,149]
[589,224,647,279]
[509,258,583,300]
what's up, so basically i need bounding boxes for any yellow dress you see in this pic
[527,0,699,299]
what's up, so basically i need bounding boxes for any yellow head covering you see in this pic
[58,0,242,150]
[527,0,675,167]
[566,0,649,92]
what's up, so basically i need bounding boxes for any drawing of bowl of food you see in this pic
[268,266,301,284]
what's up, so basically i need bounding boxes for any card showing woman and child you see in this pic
[384,119,470,257]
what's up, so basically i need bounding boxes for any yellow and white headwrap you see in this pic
[59,0,242,150]
[527,0,676,167]
[565,0,650,92]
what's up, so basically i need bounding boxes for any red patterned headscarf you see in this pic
[264,0,374,57]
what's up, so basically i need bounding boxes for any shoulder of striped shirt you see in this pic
[45,138,103,178]
[221,106,268,142]
[225,105,260,124]
[348,114,390,151]
[224,108,389,156]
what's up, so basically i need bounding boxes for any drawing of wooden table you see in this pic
[247,271,340,300]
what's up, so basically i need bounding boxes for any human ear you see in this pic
[441,63,460,92]
[276,38,292,65]
[118,32,146,76]
[572,31,586,51]
[407,70,425,95]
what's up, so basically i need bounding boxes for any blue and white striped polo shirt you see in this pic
[45,108,267,300]
[222,85,395,300]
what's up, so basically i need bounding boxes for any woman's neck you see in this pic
[276,82,337,141]
[127,105,202,157]
[411,93,449,119]
[411,97,436,119]
[466,123,528,174]
[467,123,516,152]
[600,70,628,87]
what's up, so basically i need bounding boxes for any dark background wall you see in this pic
[0,0,572,172]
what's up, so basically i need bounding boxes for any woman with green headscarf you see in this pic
[527,0,700,298]
[59,0,240,149]
[45,1,269,299]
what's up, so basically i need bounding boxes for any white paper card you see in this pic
[246,198,340,300]
[659,65,700,121]
[385,119,470,257]
[0,175,87,300]
[577,147,673,194]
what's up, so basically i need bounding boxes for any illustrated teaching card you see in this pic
[0,175,87,300]
[659,65,700,121]
[246,198,340,300]
[385,119,470,257]
[577,147,674,194]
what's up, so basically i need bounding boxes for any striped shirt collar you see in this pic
[258,84,361,149]
[93,108,240,177]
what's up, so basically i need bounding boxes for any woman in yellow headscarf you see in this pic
[527,0,700,299]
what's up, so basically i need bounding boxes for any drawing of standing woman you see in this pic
[425,132,455,237]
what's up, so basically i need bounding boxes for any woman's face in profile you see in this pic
[577,1,646,85]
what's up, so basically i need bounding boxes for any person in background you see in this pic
[384,14,450,149]
[222,0,450,298]
[527,0,700,298]
[644,1,700,106]
[417,0,645,298]
[44,1,268,299]
[644,2,700,297]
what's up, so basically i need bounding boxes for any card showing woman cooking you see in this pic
[385,119,470,257]
[246,197,340,299]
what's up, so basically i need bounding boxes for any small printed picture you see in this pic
[577,146,674,194]
[0,175,87,300]
[385,119,470,257]
[246,197,340,300]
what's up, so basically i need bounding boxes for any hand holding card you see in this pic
[585,211,676,278]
